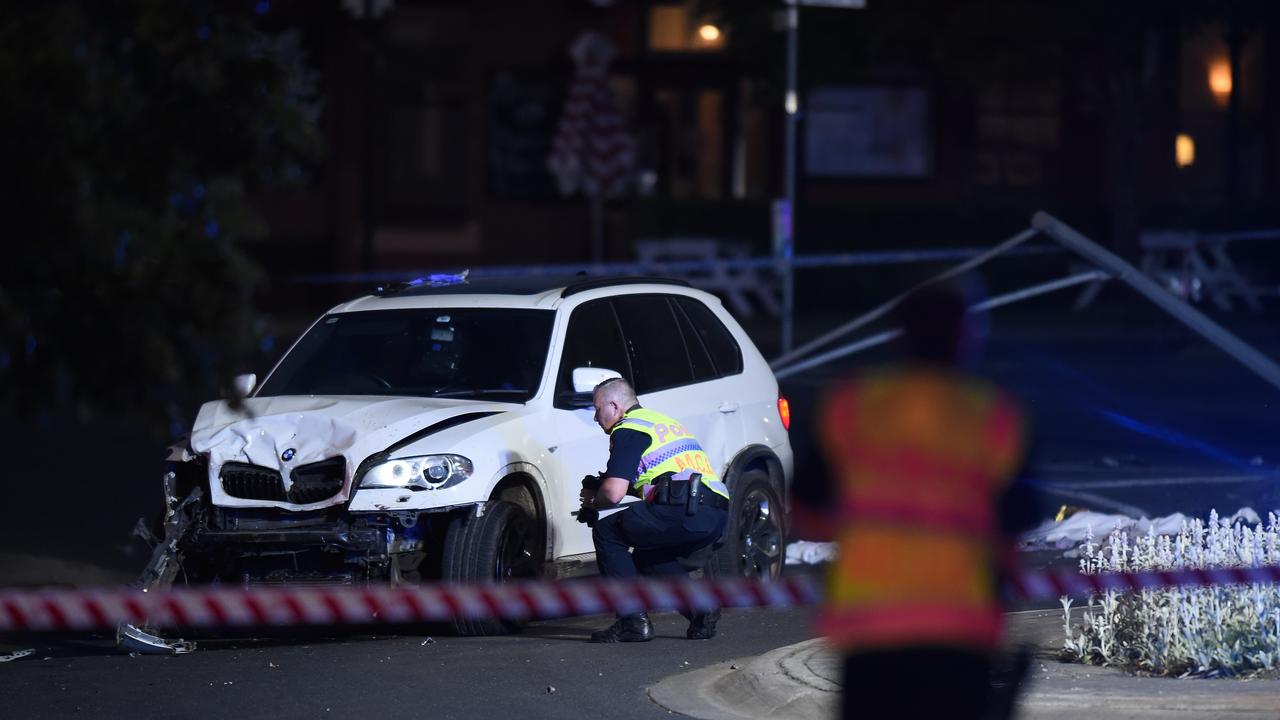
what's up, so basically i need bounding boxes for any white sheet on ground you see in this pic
[786,540,837,565]
[1020,507,1264,551]
[784,508,1269,564]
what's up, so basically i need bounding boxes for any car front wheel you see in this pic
[441,500,541,635]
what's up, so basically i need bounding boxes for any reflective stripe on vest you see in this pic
[610,407,729,499]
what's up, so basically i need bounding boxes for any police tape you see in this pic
[0,576,819,633]
[5,565,1280,633]
[295,246,1064,285]
[1008,564,1280,601]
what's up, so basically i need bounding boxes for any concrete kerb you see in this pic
[647,639,836,720]
[648,609,1280,720]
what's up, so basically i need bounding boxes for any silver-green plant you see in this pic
[1061,510,1280,676]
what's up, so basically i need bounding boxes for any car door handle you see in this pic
[718,401,739,414]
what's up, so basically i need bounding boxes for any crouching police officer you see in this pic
[579,377,730,643]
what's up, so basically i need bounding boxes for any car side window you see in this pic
[612,295,694,393]
[676,297,742,377]
[672,299,716,382]
[556,300,630,396]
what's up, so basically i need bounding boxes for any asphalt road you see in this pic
[0,607,817,720]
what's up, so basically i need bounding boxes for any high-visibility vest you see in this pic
[818,368,1024,652]
[610,407,730,500]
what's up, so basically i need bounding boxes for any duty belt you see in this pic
[648,474,730,514]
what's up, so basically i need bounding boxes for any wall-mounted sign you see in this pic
[804,86,930,178]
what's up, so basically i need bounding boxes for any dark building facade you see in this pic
[253,0,1280,289]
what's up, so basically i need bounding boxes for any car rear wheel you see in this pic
[441,500,541,635]
[714,470,785,580]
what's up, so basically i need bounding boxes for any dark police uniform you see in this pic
[589,405,730,641]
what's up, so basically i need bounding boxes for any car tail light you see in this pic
[777,395,791,431]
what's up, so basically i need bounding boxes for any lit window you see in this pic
[648,2,725,52]
[1208,59,1232,105]
[1175,133,1195,168]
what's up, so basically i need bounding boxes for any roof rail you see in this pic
[560,276,692,298]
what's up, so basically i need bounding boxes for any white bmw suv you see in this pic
[150,276,793,634]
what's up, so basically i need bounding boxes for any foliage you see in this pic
[0,0,321,432]
[1062,510,1280,677]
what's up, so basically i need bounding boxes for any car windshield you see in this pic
[257,308,555,401]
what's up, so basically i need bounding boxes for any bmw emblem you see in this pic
[281,448,296,462]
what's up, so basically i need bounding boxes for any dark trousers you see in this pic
[592,501,727,604]
[841,647,991,720]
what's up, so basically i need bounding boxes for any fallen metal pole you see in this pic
[1033,211,1280,393]
[769,227,1039,370]
[774,329,900,381]
[773,269,1111,381]
[969,270,1110,313]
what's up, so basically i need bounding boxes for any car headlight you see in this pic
[359,454,473,491]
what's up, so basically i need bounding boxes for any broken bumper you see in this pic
[192,525,383,552]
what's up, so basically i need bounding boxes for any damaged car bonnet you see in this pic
[190,397,512,510]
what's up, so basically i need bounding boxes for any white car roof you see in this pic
[327,276,715,313]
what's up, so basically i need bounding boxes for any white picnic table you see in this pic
[1136,229,1277,311]
[634,237,781,318]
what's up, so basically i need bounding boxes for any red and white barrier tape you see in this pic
[1009,564,1280,601]
[5,565,1280,633]
[0,576,819,633]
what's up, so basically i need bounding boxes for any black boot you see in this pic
[685,609,720,640]
[589,613,654,643]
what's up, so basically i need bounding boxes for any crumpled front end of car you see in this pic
[146,399,501,588]
[192,410,360,511]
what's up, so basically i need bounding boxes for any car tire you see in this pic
[714,470,786,580]
[441,500,541,636]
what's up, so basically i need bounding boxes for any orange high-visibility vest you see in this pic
[817,368,1024,652]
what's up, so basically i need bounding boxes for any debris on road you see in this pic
[0,649,34,663]
[117,623,195,655]
[420,637,435,646]
[546,686,556,694]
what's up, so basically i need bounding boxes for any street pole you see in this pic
[776,0,864,356]
[360,0,377,274]
[781,2,799,354]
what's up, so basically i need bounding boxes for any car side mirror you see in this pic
[230,373,257,399]
[555,367,621,409]
[572,367,621,393]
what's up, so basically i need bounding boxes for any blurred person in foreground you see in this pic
[793,280,1036,720]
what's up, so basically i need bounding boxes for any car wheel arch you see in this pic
[488,465,550,562]
[723,445,789,534]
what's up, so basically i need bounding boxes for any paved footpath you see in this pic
[649,608,1280,720]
